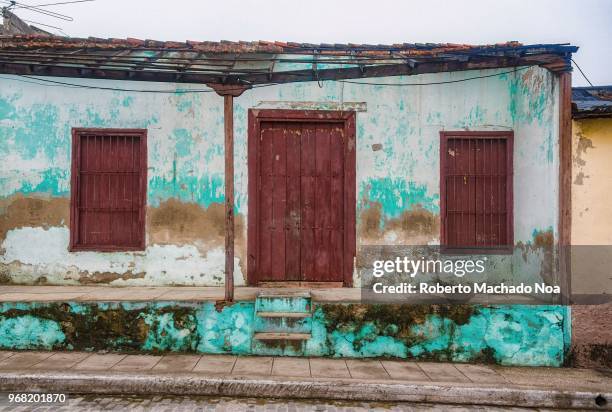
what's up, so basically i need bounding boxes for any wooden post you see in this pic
[208,83,250,303]
[558,71,572,305]
[224,94,235,302]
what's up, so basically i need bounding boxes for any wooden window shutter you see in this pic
[70,128,147,251]
[440,131,513,252]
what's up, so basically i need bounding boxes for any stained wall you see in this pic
[0,66,560,286]
[0,301,568,366]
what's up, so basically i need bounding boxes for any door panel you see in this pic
[255,120,345,283]
[285,123,302,280]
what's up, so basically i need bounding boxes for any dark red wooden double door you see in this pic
[248,110,356,285]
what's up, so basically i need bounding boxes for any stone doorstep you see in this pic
[0,370,609,410]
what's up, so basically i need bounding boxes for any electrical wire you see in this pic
[0,64,533,94]
[0,74,81,87]
[571,58,594,87]
[339,66,530,87]
[14,74,279,93]
[15,0,93,7]
[0,0,74,20]
[21,18,62,30]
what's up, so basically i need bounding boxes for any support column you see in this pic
[558,71,572,305]
[208,83,250,302]
[223,94,235,302]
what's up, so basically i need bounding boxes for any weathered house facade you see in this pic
[0,37,577,366]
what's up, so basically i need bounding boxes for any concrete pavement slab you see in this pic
[0,352,13,362]
[346,359,390,379]
[417,362,471,382]
[0,352,53,369]
[72,353,126,371]
[152,355,201,372]
[455,363,507,383]
[272,357,310,377]
[0,293,87,301]
[496,366,612,390]
[309,358,351,378]
[112,355,162,371]
[78,287,170,301]
[232,356,273,376]
[381,360,431,381]
[0,285,361,302]
[30,352,91,370]
[155,288,225,301]
[192,355,236,374]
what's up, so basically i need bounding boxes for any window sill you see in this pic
[69,245,145,253]
[439,246,514,255]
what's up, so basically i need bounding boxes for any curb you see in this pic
[0,370,610,410]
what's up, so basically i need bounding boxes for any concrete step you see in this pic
[253,332,311,341]
[256,311,311,318]
[254,315,311,334]
[256,290,311,298]
[255,292,312,314]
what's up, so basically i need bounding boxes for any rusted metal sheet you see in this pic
[0,36,525,54]
[0,37,577,85]
[572,86,612,119]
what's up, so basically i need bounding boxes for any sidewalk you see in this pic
[0,351,610,410]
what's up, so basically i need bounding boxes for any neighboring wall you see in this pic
[1,66,560,286]
[570,117,612,368]
[572,118,612,245]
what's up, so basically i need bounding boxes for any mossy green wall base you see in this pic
[0,301,568,366]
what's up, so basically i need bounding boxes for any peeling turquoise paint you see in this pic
[0,301,568,366]
[195,302,254,354]
[14,103,61,160]
[0,95,17,119]
[360,178,439,217]
[456,106,486,128]
[453,306,564,366]
[141,311,197,352]
[148,174,224,207]
[501,67,553,126]
[122,96,133,107]
[1,65,560,290]
[0,315,65,350]
[173,128,194,157]
[7,168,69,197]
[176,98,192,112]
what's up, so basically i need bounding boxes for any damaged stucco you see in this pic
[571,118,612,245]
[0,301,568,366]
[1,65,559,286]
